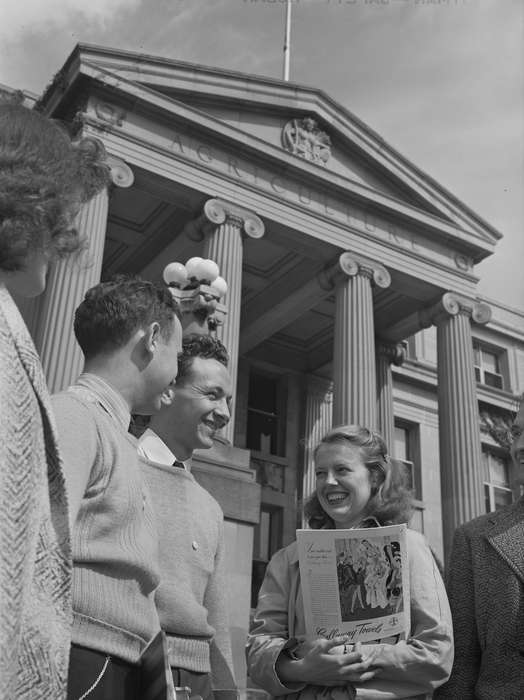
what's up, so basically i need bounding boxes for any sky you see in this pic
[1,0,522,309]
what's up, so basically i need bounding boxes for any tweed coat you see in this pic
[434,498,524,700]
[0,285,72,699]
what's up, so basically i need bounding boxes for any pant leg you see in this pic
[67,644,141,700]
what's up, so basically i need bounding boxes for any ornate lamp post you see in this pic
[163,257,228,335]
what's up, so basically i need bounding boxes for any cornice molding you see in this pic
[37,47,500,260]
[67,44,501,246]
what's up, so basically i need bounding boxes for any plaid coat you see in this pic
[0,285,72,699]
[435,498,524,700]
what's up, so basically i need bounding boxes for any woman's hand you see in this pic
[275,638,378,687]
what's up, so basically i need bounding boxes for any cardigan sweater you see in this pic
[140,446,236,690]
[0,284,72,699]
[52,374,161,663]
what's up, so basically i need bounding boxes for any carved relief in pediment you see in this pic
[282,117,331,166]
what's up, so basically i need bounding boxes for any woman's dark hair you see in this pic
[304,424,414,529]
[0,100,110,272]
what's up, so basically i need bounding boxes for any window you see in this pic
[483,448,513,513]
[394,422,422,501]
[251,505,283,607]
[246,371,286,456]
[474,342,504,390]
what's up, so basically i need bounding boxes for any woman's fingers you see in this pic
[321,635,350,652]
[349,669,377,683]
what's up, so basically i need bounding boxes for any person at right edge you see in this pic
[247,424,453,700]
[434,394,524,700]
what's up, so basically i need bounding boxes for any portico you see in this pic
[27,44,502,688]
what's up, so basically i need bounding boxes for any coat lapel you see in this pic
[486,499,524,584]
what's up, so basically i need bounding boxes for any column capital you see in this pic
[421,292,492,327]
[106,154,134,188]
[306,374,333,402]
[318,252,391,291]
[185,198,265,242]
[376,340,406,367]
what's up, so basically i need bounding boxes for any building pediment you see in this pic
[39,43,501,265]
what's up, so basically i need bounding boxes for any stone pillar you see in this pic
[376,341,406,450]
[325,252,390,428]
[302,375,333,519]
[188,198,265,444]
[34,155,134,393]
[423,293,491,559]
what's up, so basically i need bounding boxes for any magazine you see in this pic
[297,523,409,644]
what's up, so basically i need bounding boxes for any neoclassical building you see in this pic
[9,44,523,686]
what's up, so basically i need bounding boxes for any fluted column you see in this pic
[302,375,333,515]
[188,198,265,444]
[376,341,406,450]
[34,155,134,393]
[425,293,491,559]
[326,252,391,428]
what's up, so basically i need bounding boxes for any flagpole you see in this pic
[283,0,292,81]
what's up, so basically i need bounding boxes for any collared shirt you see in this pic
[137,428,189,469]
[75,373,131,432]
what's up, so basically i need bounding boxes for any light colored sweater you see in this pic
[140,445,236,690]
[52,374,161,663]
[0,284,72,699]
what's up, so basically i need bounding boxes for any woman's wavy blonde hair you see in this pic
[304,424,414,529]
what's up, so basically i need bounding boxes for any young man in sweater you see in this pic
[52,276,183,700]
[137,334,236,700]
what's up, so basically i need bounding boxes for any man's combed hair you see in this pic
[74,275,180,359]
[304,424,414,529]
[0,100,110,272]
[176,334,229,382]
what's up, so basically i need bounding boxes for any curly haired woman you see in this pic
[247,425,453,700]
[0,97,109,699]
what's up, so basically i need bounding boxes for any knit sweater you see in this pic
[141,453,236,690]
[52,374,161,663]
[0,284,72,699]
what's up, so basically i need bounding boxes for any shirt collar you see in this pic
[137,428,189,469]
[76,373,131,432]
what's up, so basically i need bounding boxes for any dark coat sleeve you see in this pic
[434,526,481,699]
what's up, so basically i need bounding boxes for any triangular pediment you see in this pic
[147,96,425,205]
[39,44,502,262]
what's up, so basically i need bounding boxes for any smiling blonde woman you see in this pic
[247,425,454,700]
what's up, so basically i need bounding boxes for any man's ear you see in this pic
[144,322,161,354]
[160,385,175,407]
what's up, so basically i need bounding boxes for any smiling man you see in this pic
[137,334,236,700]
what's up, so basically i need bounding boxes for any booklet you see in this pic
[297,523,410,644]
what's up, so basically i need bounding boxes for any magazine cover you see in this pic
[297,523,409,644]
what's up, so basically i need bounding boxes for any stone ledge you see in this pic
[192,440,261,524]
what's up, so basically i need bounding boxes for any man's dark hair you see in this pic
[0,100,110,272]
[176,334,229,382]
[74,275,180,359]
